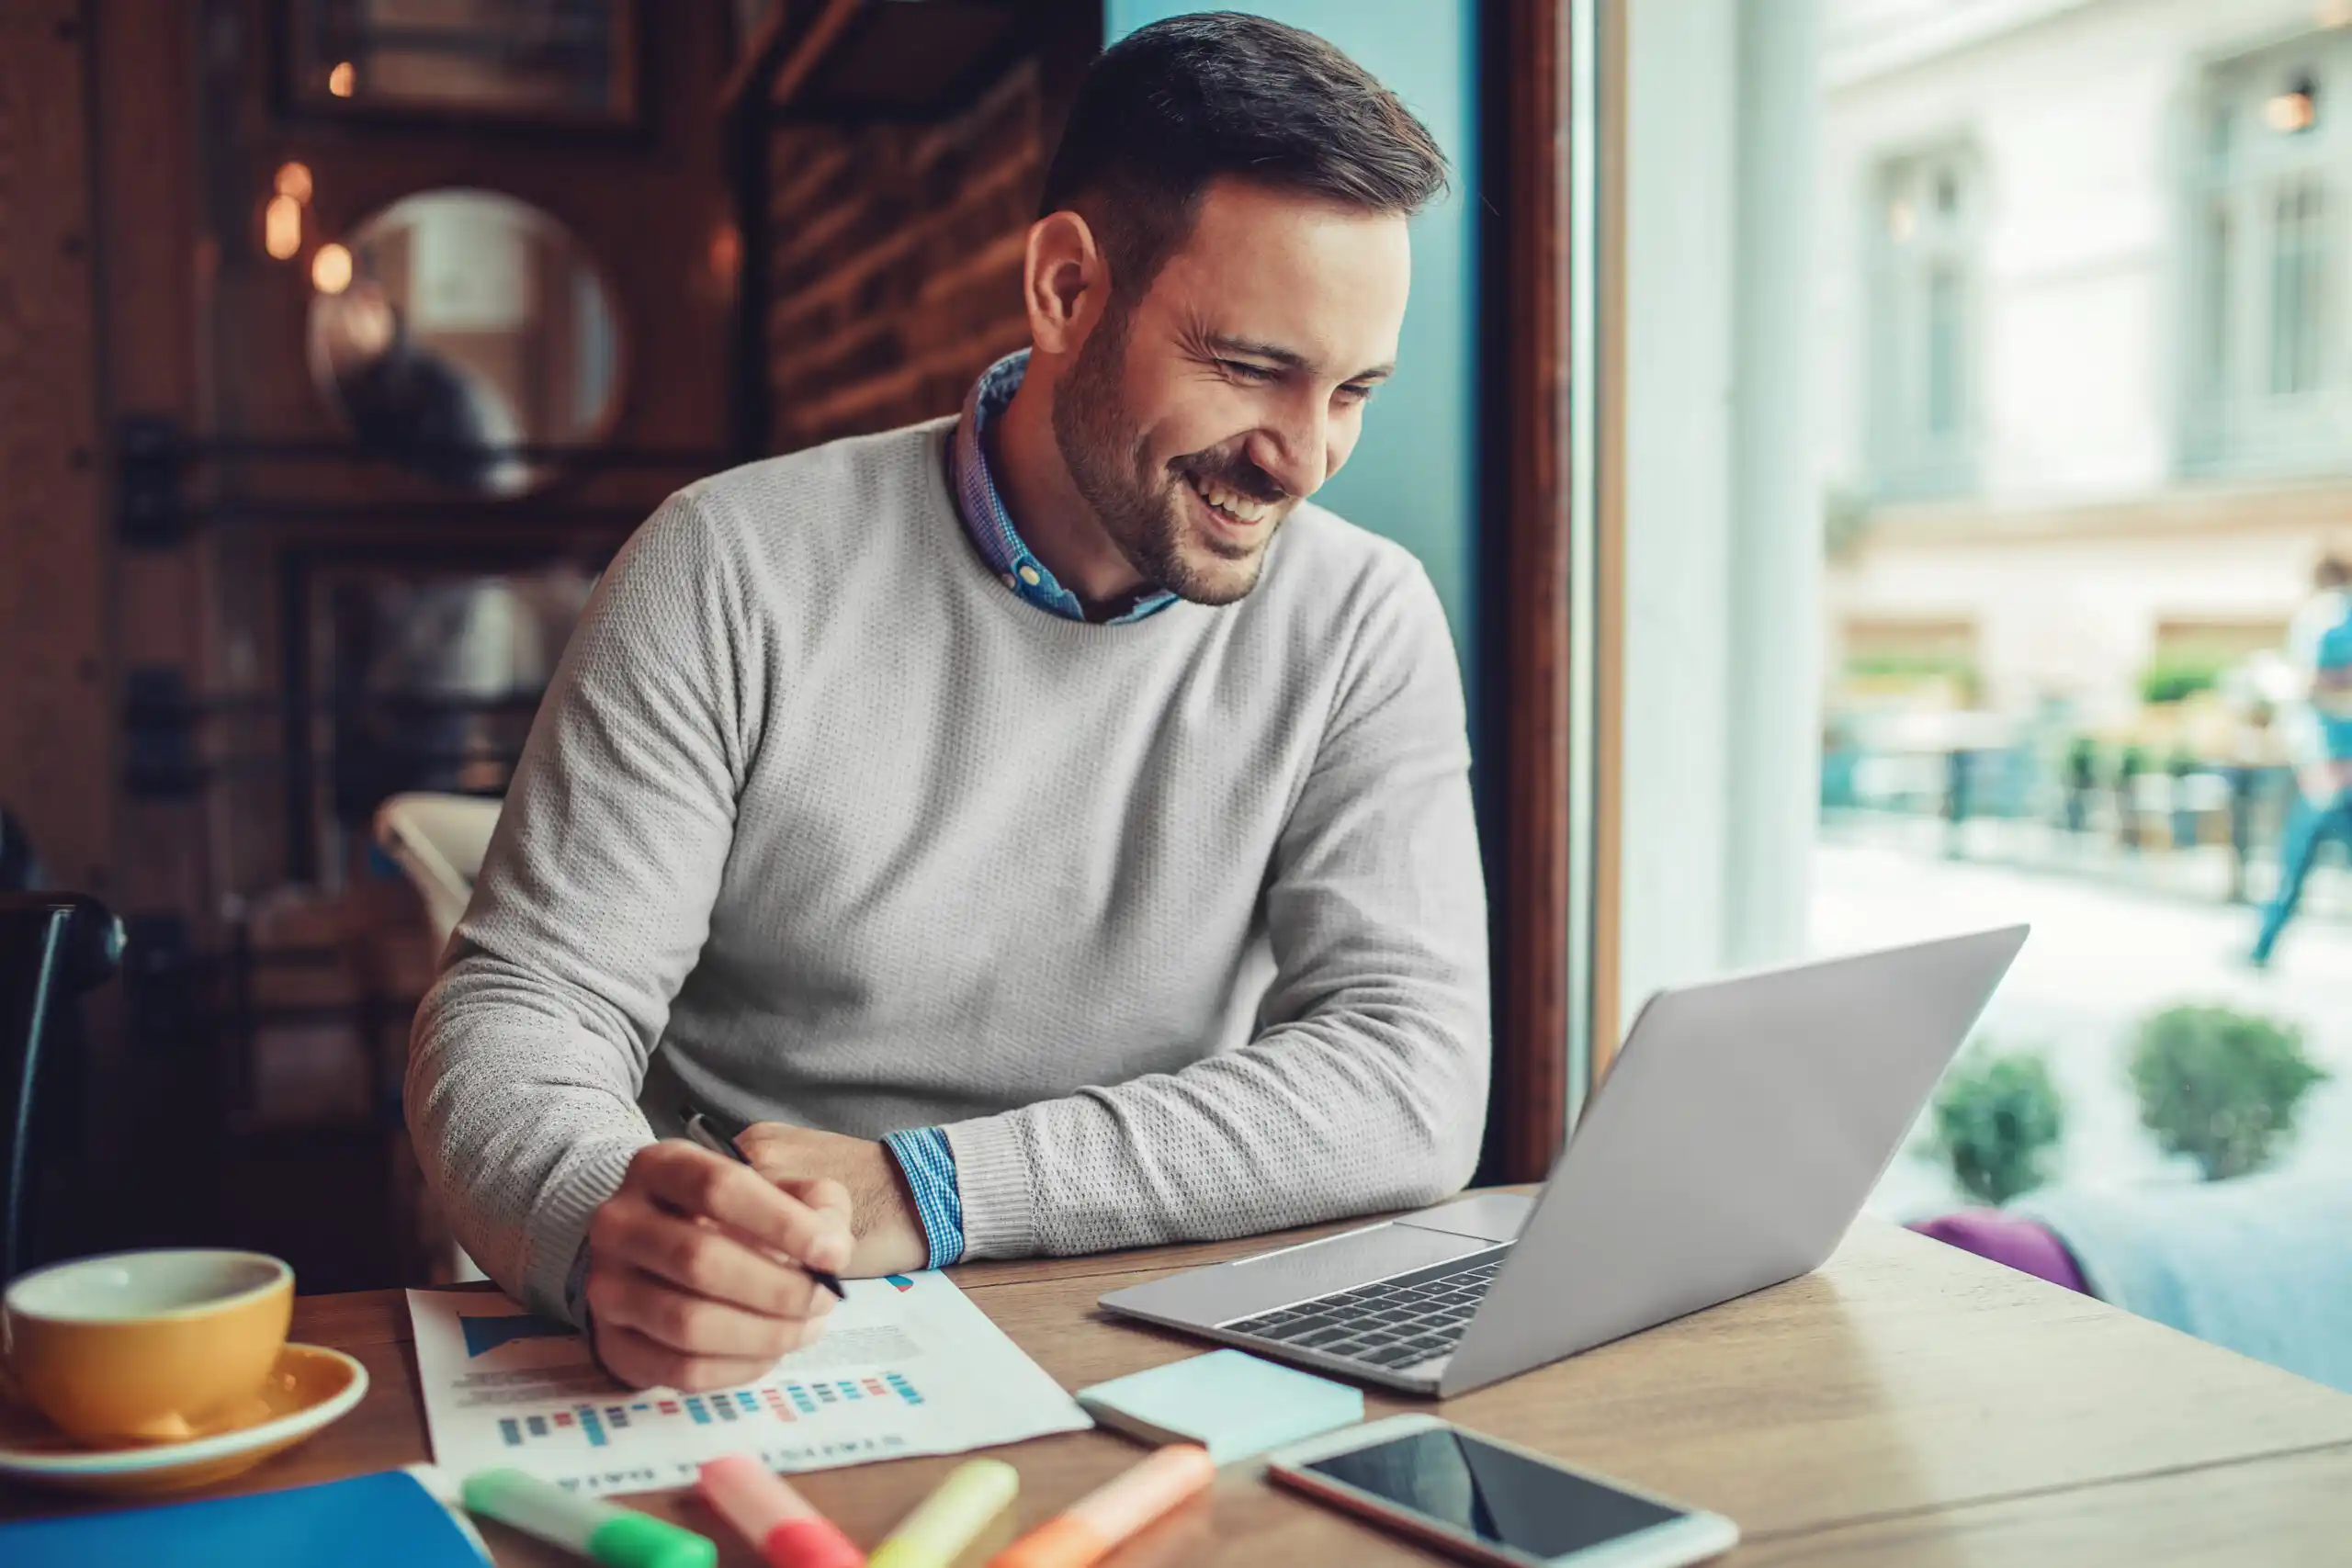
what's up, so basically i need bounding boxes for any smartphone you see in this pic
[1264,1415,1738,1568]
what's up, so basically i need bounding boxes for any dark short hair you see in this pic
[1039,14,1448,298]
[2320,553,2352,590]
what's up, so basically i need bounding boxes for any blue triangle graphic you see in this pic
[461,1313,579,1359]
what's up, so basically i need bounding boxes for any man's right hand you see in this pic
[583,1141,852,1392]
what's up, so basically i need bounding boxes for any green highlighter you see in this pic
[462,1469,718,1568]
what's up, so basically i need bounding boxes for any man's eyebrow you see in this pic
[1206,333,1395,383]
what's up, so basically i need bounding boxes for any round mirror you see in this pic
[308,189,622,495]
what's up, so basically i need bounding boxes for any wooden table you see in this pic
[9,1207,2352,1564]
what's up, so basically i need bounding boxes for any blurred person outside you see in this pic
[2221,696,2280,907]
[2248,553,2352,968]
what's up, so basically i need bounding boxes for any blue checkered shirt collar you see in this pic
[949,350,1179,626]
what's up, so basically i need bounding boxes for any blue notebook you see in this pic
[1075,1348,1363,1464]
[0,1468,487,1568]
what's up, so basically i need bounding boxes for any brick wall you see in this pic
[0,1,111,890]
[764,62,1046,452]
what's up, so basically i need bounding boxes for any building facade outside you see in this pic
[1817,0,2352,761]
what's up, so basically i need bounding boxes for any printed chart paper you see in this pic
[408,1272,1090,1495]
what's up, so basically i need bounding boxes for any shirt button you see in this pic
[1018,565,1042,587]
[1001,572,1018,590]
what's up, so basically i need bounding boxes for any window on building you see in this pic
[1869,146,1979,500]
[2269,177,2326,397]
[2188,38,2348,474]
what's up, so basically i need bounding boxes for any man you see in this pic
[407,15,1487,1393]
[2249,553,2352,968]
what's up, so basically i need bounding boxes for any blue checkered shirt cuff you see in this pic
[882,1126,966,1269]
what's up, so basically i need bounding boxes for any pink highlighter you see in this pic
[698,1454,867,1568]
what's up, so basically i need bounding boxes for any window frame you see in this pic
[2185,29,2352,479]
[1865,140,1984,502]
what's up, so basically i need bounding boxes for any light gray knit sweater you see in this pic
[406,418,1490,1323]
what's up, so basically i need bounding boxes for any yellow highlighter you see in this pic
[868,1459,1020,1568]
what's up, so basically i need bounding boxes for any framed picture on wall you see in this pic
[286,0,643,129]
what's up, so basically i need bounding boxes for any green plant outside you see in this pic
[2139,652,2230,706]
[1844,650,1976,682]
[1922,1043,2067,1205]
[2064,736,2100,787]
[1842,651,1982,707]
[2129,1005,2331,1181]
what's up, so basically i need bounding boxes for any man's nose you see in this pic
[1246,412,1328,502]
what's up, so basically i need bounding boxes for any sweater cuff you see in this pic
[520,1136,642,1326]
[882,1126,967,1268]
[939,1114,1038,1261]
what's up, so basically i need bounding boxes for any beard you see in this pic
[1050,303,1293,607]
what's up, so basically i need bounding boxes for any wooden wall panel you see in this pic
[95,0,209,923]
[0,2,113,894]
[1484,0,1576,1180]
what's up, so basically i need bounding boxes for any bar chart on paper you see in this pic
[490,1368,927,1452]
[408,1273,1088,1495]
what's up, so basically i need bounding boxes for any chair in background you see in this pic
[0,895,125,1281]
[372,794,502,1284]
[373,793,503,951]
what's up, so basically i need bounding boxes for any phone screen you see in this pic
[1305,1428,1683,1560]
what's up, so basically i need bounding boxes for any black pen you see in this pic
[679,1100,848,1301]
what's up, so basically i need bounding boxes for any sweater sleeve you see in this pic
[939,558,1491,1258]
[404,491,752,1323]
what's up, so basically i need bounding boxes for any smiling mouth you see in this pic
[1183,472,1280,531]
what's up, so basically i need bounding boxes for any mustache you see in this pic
[1172,450,1290,505]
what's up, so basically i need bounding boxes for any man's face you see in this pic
[1053,178,1411,606]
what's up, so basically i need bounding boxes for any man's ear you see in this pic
[1023,209,1107,356]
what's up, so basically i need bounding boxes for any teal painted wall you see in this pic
[1102,1,1482,702]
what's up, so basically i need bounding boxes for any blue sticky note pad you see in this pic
[0,1469,487,1568]
[1076,1348,1363,1465]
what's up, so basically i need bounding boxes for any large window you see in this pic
[1868,145,1980,500]
[1818,4,2352,1234]
[2187,34,2350,475]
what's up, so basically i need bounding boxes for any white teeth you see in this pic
[1191,477,1270,525]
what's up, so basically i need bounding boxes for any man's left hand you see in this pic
[734,1123,930,1277]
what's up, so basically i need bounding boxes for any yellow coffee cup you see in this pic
[2,1248,293,1445]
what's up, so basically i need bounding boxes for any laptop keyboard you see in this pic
[1217,1246,1512,1371]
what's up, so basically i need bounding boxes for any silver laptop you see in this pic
[1100,927,2028,1398]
